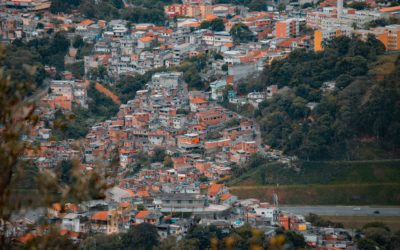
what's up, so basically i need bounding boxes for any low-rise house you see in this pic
[210,79,227,101]
[135,210,151,224]
[90,210,120,234]
[220,193,237,206]
[159,193,207,213]
[61,213,87,233]
[207,183,228,203]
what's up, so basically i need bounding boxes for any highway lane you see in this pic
[280,206,400,216]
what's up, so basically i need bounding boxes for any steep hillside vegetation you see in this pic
[243,36,400,160]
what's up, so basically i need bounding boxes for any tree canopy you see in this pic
[248,36,400,160]
[200,18,225,31]
[230,23,255,44]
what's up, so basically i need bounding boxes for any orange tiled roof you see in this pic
[91,211,109,221]
[139,36,153,43]
[120,202,130,208]
[208,183,224,196]
[277,38,299,48]
[206,14,218,21]
[220,193,232,201]
[183,22,201,28]
[79,19,95,26]
[135,210,150,219]
[191,97,208,104]
[52,203,62,212]
[137,190,150,197]
[379,6,400,12]
[224,42,234,48]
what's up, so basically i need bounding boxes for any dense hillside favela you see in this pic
[1,0,400,249]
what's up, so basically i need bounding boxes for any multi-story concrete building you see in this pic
[315,24,400,52]
[355,25,400,52]
[275,18,300,38]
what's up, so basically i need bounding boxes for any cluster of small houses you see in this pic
[8,189,356,249]
[2,0,396,249]
[17,71,356,249]
[27,71,280,168]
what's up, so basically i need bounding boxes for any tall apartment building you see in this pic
[313,28,351,51]
[354,25,400,51]
[165,4,211,19]
[314,24,400,52]
[275,19,300,38]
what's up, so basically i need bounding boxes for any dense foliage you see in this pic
[52,82,119,140]
[51,0,171,23]
[156,225,306,250]
[356,222,400,250]
[114,53,209,103]
[305,213,344,228]
[250,160,400,186]
[8,32,71,87]
[3,44,45,93]
[10,32,70,71]
[178,54,208,90]
[250,36,399,160]
[121,7,166,25]
[230,23,255,44]
[200,18,225,31]
[50,0,81,14]
[80,223,159,249]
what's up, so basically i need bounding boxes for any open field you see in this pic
[230,183,400,205]
[321,216,400,232]
[230,159,400,187]
[229,159,400,205]
[369,53,399,76]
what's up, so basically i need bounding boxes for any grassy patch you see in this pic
[230,159,400,186]
[321,216,400,231]
[229,159,400,205]
[369,54,398,76]
[230,183,400,205]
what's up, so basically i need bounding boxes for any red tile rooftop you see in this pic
[91,211,109,221]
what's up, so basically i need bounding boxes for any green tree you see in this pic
[200,18,225,31]
[278,3,286,12]
[60,160,74,185]
[72,35,84,49]
[346,1,369,10]
[357,238,380,250]
[248,0,268,11]
[151,147,166,163]
[66,61,85,79]
[230,23,255,44]
[50,0,81,13]
[121,223,160,250]
[36,22,44,29]
[81,234,122,250]
[163,156,173,168]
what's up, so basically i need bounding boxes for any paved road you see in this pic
[280,206,400,216]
